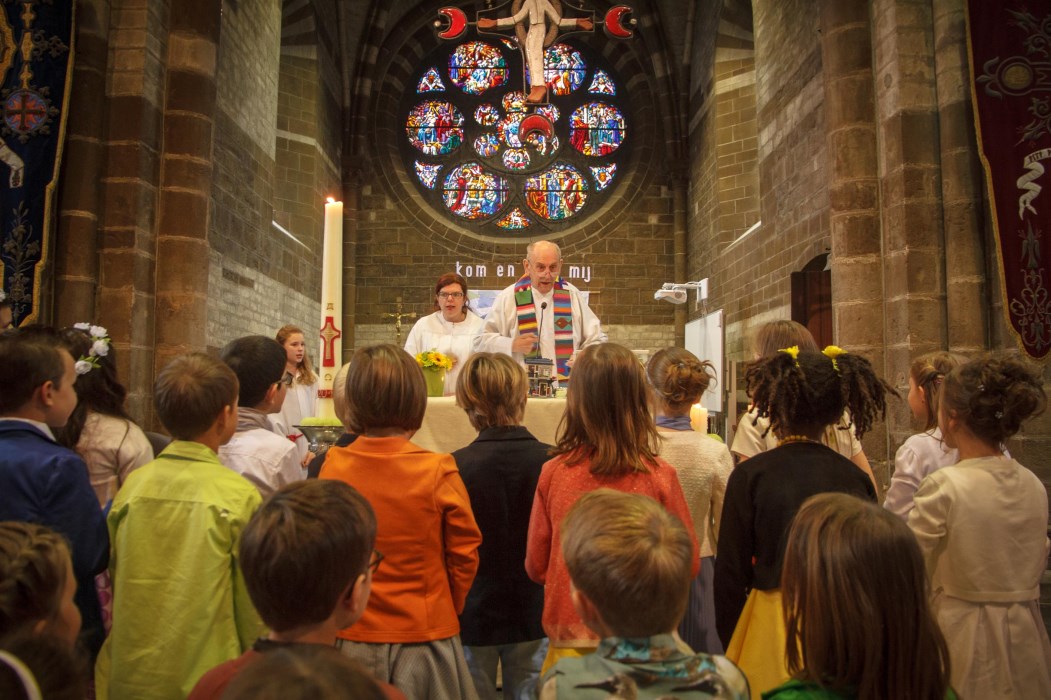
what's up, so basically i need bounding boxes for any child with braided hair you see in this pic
[908,353,1051,698]
[0,522,81,647]
[714,347,892,699]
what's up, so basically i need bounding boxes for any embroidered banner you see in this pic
[0,1,73,326]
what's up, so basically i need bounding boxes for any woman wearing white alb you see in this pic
[404,272,485,395]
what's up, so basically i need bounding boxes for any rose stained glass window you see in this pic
[403,37,628,238]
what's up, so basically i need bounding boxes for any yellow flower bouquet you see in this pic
[416,349,453,371]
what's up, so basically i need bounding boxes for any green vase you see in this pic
[424,368,446,397]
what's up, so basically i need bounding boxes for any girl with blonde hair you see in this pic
[271,324,318,465]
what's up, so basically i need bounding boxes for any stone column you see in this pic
[54,0,111,327]
[932,0,987,354]
[152,0,222,383]
[819,0,888,477]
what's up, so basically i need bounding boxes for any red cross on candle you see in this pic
[319,316,342,368]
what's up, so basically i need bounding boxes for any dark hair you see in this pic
[432,272,471,312]
[153,353,239,440]
[782,493,951,700]
[745,349,896,441]
[551,343,662,476]
[562,490,693,637]
[344,344,426,434]
[53,328,134,449]
[0,523,70,638]
[940,352,1046,446]
[910,351,968,431]
[645,347,715,414]
[0,334,67,415]
[221,336,288,409]
[222,645,386,700]
[753,320,818,359]
[455,352,527,430]
[240,481,376,633]
[0,632,88,700]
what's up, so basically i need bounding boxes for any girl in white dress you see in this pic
[404,273,484,396]
[909,353,1051,698]
[884,352,967,520]
[271,324,318,466]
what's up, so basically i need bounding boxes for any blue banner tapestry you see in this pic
[0,1,73,326]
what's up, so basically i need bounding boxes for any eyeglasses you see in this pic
[437,292,464,299]
[368,550,384,574]
[278,372,294,387]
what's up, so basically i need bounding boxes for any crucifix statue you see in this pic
[383,296,417,345]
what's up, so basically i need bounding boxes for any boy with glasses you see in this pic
[189,480,405,699]
[218,336,304,496]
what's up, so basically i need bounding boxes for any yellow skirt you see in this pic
[725,589,789,700]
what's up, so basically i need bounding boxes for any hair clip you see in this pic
[995,410,1004,419]
[72,322,111,375]
[822,345,846,373]
[778,346,800,366]
[977,383,985,392]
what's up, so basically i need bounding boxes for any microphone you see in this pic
[537,301,548,359]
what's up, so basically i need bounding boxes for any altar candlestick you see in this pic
[317,198,344,420]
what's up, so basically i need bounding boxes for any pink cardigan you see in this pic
[525,453,699,646]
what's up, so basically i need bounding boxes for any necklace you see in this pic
[779,435,818,445]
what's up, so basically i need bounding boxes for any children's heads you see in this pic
[223,645,387,700]
[645,347,715,414]
[745,347,894,440]
[753,320,818,359]
[908,352,968,430]
[555,342,661,476]
[240,480,377,634]
[344,344,426,435]
[456,352,528,430]
[0,523,80,646]
[781,493,950,699]
[221,335,289,412]
[153,353,239,441]
[0,333,78,427]
[53,327,131,448]
[561,489,693,638]
[276,324,317,385]
[940,353,1046,447]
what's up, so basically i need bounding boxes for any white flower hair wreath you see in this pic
[72,322,111,375]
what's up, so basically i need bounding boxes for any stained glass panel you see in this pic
[496,114,523,148]
[475,104,500,126]
[415,162,443,189]
[501,38,518,51]
[524,43,587,96]
[524,164,588,220]
[590,163,617,191]
[569,102,625,156]
[536,104,560,122]
[448,41,509,95]
[587,69,616,95]
[406,101,464,155]
[496,207,533,229]
[474,133,499,157]
[524,132,559,156]
[502,91,527,113]
[442,162,509,219]
[417,67,446,93]
[503,148,531,170]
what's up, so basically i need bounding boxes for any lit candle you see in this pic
[690,403,709,433]
[317,198,344,421]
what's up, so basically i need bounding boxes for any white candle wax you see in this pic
[690,403,709,433]
[317,198,344,421]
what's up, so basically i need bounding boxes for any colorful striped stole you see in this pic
[514,276,575,377]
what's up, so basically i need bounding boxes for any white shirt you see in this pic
[270,381,317,464]
[473,281,606,367]
[884,428,957,520]
[731,407,862,460]
[76,411,153,507]
[219,425,303,497]
[404,310,485,396]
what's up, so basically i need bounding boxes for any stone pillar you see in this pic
[152,0,222,384]
[342,170,360,357]
[932,0,987,354]
[95,0,168,422]
[819,0,888,478]
[54,0,111,327]
[871,0,948,467]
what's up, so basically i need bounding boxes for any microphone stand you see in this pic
[537,301,548,359]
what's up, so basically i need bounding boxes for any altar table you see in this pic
[411,396,567,454]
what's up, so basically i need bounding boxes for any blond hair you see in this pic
[753,320,818,359]
[276,324,318,385]
[0,522,71,637]
[153,353,238,440]
[909,351,968,430]
[562,489,692,637]
[646,347,715,414]
[455,353,528,430]
[551,343,661,476]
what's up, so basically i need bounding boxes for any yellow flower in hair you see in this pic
[778,345,800,363]
[822,345,846,372]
